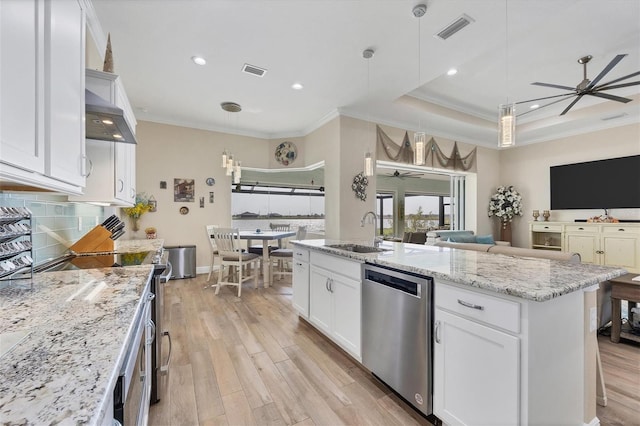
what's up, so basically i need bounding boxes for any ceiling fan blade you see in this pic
[516,96,572,117]
[515,92,575,105]
[587,91,632,103]
[531,82,576,91]
[560,94,584,115]
[595,80,640,91]
[587,54,627,89]
[596,71,640,88]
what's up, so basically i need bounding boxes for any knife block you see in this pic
[70,225,114,253]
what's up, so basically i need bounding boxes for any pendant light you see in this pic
[220,102,243,179]
[363,48,375,177]
[498,0,515,148]
[413,4,427,165]
[221,149,228,168]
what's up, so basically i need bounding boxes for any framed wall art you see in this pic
[174,178,195,202]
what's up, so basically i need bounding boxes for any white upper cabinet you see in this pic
[0,0,85,194]
[69,70,136,206]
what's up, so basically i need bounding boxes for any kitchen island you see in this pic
[0,264,154,424]
[292,239,626,426]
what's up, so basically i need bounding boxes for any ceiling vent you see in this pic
[242,63,267,77]
[435,14,475,40]
[601,112,628,121]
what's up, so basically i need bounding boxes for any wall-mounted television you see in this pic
[550,155,640,210]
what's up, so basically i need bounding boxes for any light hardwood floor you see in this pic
[150,275,639,426]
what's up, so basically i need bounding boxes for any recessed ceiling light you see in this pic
[102,119,113,125]
[530,104,540,109]
[292,82,304,90]
[446,68,458,76]
[113,134,123,139]
[191,56,206,66]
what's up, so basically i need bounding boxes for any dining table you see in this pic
[239,229,296,287]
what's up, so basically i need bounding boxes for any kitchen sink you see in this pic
[325,244,389,253]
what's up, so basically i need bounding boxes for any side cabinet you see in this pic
[308,251,362,360]
[434,283,520,425]
[292,247,310,318]
[0,0,86,194]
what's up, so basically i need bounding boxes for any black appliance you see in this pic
[550,155,640,210]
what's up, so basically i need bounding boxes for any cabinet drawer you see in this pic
[310,251,362,281]
[293,247,310,262]
[565,225,597,233]
[601,225,640,235]
[436,283,520,333]
[531,224,562,232]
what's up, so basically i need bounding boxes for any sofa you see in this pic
[434,239,581,263]
[426,229,511,246]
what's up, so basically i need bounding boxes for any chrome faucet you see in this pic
[360,211,377,227]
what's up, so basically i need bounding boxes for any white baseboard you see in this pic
[584,416,600,426]
[196,265,218,275]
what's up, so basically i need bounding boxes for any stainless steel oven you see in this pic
[150,259,172,404]
[114,290,155,425]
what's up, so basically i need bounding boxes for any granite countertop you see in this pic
[0,265,154,425]
[294,239,627,302]
[114,238,164,254]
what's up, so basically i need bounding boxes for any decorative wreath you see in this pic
[352,172,368,202]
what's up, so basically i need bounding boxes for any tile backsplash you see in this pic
[0,192,113,264]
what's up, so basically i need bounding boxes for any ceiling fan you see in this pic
[385,170,424,179]
[516,54,640,117]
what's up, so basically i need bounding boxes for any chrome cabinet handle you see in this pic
[117,179,124,192]
[618,228,625,232]
[326,278,330,292]
[147,319,156,344]
[330,278,334,293]
[160,330,172,376]
[81,156,93,177]
[435,320,441,344]
[578,227,584,230]
[457,299,484,310]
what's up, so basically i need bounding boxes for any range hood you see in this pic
[85,89,137,144]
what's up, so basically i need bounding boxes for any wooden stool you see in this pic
[609,273,640,343]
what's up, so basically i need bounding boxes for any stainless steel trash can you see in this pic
[165,245,196,279]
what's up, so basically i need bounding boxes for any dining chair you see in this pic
[270,223,291,248]
[211,227,260,297]
[205,225,219,282]
[269,226,307,281]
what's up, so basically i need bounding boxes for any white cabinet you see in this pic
[434,309,519,425]
[69,140,136,205]
[530,222,640,273]
[0,0,85,194]
[308,251,362,360]
[565,224,640,272]
[292,248,310,317]
[69,70,137,205]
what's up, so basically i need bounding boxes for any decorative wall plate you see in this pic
[206,177,216,186]
[275,141,297,166]
[352,172,368,201]
[179,206,189,215]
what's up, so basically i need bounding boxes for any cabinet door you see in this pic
[309,266,332,335]
[565,233,598,264]
[602,234,639,271]
[0,0,44,173]
[331,274,361,359]
[434,309,519,426]
[126,143,136,204]
[115,142,128,202]
[45,0,85,186]
[292,260,309,317]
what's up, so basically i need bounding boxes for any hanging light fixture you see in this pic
[221,149,228,168]
[498,1,515,148]
[233,160,242,184]
[413,4,427,165]
[363,48,376,177]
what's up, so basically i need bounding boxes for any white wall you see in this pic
[500,123,640,247]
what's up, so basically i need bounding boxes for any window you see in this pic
[231,184,325,234]
[405,194,451,231]
[376,192,394,236]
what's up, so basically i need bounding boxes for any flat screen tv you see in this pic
[550,155,640,210]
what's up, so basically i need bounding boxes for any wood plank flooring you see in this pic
[150,275,639,426]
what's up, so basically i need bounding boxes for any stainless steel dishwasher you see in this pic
[362,263,434,417]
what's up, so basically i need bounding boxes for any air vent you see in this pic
[601,112,628,121]
[435,14,475,40]
[242,63,267,77]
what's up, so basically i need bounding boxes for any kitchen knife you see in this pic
[104,217,121,231]
[101,215,117,228]
[110,222,125,234]
[110,229,125,240]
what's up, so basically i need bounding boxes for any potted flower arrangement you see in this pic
[122,193,153,232]
[488,185,523,243]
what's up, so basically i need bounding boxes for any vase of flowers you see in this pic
[123,194,153,232]
[488,185,523,243]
